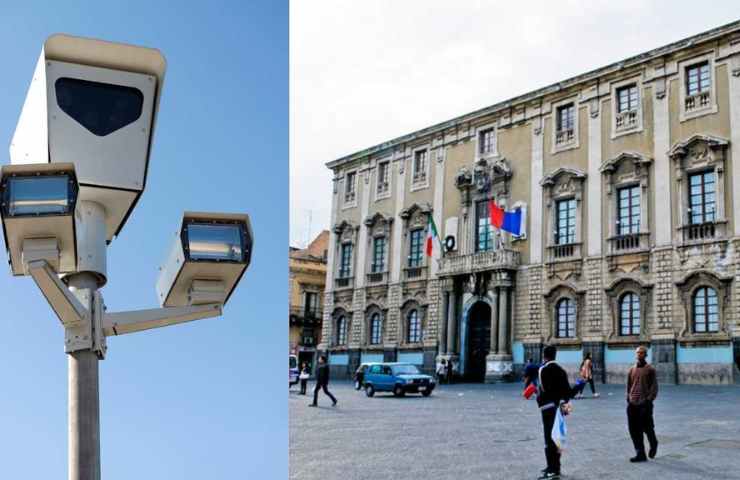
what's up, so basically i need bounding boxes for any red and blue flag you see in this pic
[488,199,523,236]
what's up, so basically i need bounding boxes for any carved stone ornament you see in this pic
[364,212,394,237]
[455,167,473,189]
[333,220,357,243]
[668,134,728,167]
[399,203,432,230]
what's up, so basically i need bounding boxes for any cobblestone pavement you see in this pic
[289,381,740,480]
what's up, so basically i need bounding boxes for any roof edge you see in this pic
[326,19,740,171]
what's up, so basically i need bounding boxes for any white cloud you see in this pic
[290,0,739,247]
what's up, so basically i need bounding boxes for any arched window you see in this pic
[693,287,719,333]
[336,315,347,345]
[556,298,575,338]
[407,309,422,343]
[370,313,382,345]
[619,293,640,336]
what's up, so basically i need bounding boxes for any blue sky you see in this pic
[0,1,287,479]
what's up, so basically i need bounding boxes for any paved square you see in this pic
[290,382,740,480]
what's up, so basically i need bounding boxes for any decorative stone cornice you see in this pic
[668,134,729,159]
[540,167,587,187]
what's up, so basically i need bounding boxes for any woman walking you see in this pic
[575,353,599,398]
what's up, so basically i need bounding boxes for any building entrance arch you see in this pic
[465,300,491,382]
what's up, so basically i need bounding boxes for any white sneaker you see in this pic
[593,393,600,398]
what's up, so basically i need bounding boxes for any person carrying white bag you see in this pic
[535,345,573,480]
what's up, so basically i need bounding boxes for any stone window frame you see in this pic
[541,167,587,262]
[399,203,432,281]
[410,145,430,192]
[668,134,729,244]
[678,52,718,122]
[551,96,580,154]
[543,284,585,346]
[610,75,644,139]
[676,270,732,341]
[341,168,359,210]
[375,157,392,202]
[400,299,427,346]
[474,121,499,161]
[363,212,393,284]
[332,308,350,347]
[463,158,513,253]
[600,152,652,254]
[365,304,386,346]
[332,220,358,289]
[604,278,652,344]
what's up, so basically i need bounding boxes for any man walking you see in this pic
[626,345,658,462]
[536,345,572,479]
[309,355,337,407]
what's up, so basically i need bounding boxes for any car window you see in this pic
[382,366,392,375]
[392,364,420,375]
[369,365,381,374]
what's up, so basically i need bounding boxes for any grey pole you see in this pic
[67,272,101,480]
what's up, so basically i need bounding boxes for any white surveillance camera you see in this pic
[0,163,79,275]
[10,33,166,242]
[156,212,253,308]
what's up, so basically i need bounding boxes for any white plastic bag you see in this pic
[551,407,567,451]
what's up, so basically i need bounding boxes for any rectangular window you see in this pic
[479,128,495,155]
[617,185,640,235]
[376,162,389,194]
[556,104,575,132]
[304,292,318,316]
[616,85,639,113]
[556,199,576,245]
[475,200,494,252]
[338,243,352,278]
[413,150,427,184]
[686,62,710,96]
[689,171,716,224]
[371,237,386,273]
[344,172,356,203]
[408,229,423,268]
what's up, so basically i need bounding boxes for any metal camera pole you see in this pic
[66,200,107,480]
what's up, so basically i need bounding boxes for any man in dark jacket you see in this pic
[626,345,658,462]
[309,355,337,407]
[536,345,572,480]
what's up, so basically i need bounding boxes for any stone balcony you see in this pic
[438,249,520,277]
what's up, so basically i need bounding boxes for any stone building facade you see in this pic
[319,22,740,384]
[289,231,329,371]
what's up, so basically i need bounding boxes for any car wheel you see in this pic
[365,384,375,397]
[354,380,361,390]
[393,385,405,397]
[422,389,432,397]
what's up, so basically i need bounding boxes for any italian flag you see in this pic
[426,215,440,257]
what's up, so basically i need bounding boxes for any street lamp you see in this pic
[1,34,254,480]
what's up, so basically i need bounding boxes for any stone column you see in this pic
[439,291,449,355]
[486,279,513,383]
[498,286,510,355]
[489,288,499,354]
[446,290,457,354]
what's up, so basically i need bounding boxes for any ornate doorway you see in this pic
[465,301,491,382]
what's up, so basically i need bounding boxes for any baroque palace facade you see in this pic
[319,21,740,384]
